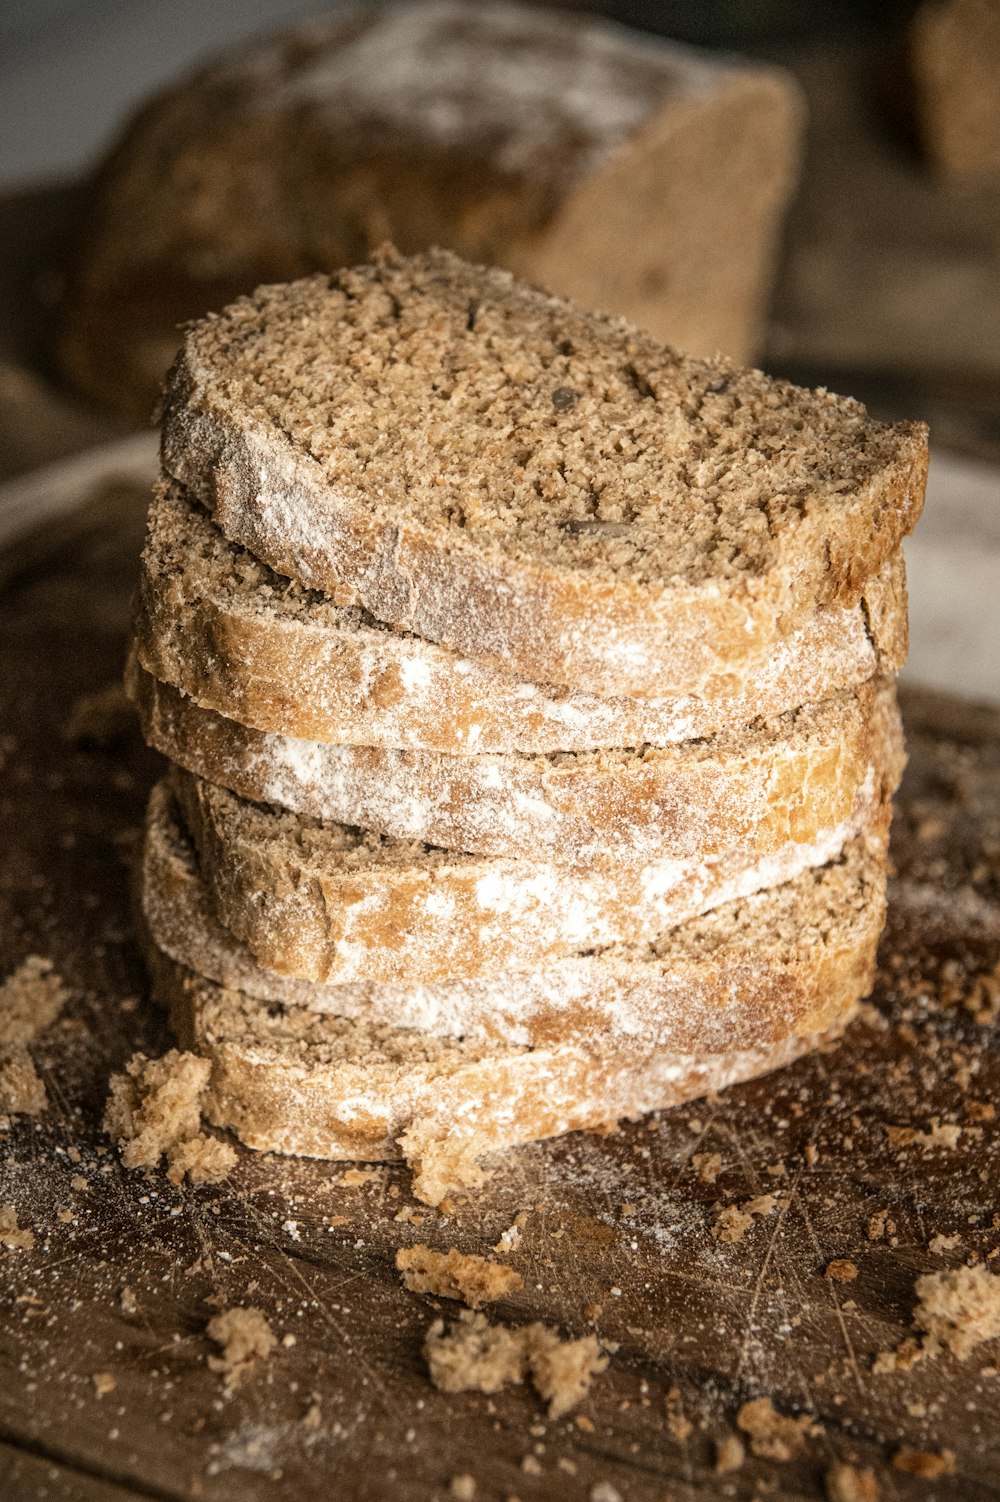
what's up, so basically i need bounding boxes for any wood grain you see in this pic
[1,480,998,1502]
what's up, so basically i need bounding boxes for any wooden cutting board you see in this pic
[0,476,998,1502]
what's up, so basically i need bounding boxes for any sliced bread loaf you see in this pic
[143,776,887,1049]
[166,678,883,986]
[135,480,908,756]
[61,0,803,417]
[130,652,900,863]
[160,247,927,697]
[147,926,855,1206]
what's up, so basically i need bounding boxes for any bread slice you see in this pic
[166,674,883,986]
[143,775,888,1048]
[60,1,803,419]
[135,480,908,757]
[160,247,927,697]
[129,645,900,863]
[146,926,856,1206]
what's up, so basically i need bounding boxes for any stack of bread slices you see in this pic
[127,247,927,1205]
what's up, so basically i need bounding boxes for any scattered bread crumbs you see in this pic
[92,1373,116,1397]
[206,1308,276,1389]
[825,1259,859,1282]
[396,1244,523,1309]
[736,1397,815,1461]
[424,1310,607,1418]
[714,1433,745,1474]
[692,1152,722,1184]
[826,1460,878,1501]
[104,1050,235,1184]
[866,1210,895,1241]
[449,1477,476,1500]
[928,1233,962,1254]
[713,1194,779,1243]
[913,1265,1000,1359]
[892,1448,955,1478]
[0,956,69,1117]
[885,1118,962,1151]
[492,1212,527,1253]
[875,1264,1000,1372]
[0,1205,34,1251]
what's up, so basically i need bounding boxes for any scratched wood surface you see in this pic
[0,478,999,1502]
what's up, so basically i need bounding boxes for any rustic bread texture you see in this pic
[147,927,856,1206]
[166,678,882,985]
[159,249,927,698]
[60,0,802,418]
[135,480,908,756]
[129,646,902,862]
[141,777,890,1052]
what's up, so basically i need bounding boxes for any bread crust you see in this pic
[159,251,927,698]
[135,482,909,756]
[145,928,856,1205]
[165,678,886,985]
[130,651,902,864]
[143,775,888,1048]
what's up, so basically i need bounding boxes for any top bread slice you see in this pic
[160,246,928,697]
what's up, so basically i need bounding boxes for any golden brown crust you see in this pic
[159,251,927,698]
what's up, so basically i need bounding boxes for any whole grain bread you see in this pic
[136,481,909,756]
[160,248,927,697]
[147,926,856,1206]
[130,649,901,863]
[60,0,802,418]
[143,776,889,1049]
[166,676,884,985]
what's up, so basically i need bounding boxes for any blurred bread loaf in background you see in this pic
[57,0,803,420]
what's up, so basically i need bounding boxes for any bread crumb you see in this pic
[0,1048,46,1116]
[872,1336,924,1375]
[425,1311,527,1396]
[825,1259,859,1282]
[424,1311,606,1417]
[92,1373,116,1397]
[396,1243,522,1309]
[886,1118,962,1151]
[714,1433,745,1474]
[0,956,69,1046]
[340,1166,382,1186]
[826,1461,878,1501]
[866,1210,894,1241]
[736,1397,813,1461]
[401,1124,488,1208]
[120,1286,137,1315]
[575,1414,595,1433]
[492,1212,527,1253]
[71,1175,88,1192]
[928,1233,962,1254]
[892,1448,955,1478]
[0,1204,34,1251]
[590,1485,622,1502]
[165,1133,237,1186]
[529,1326,608,1419]
[449,1476,476,1500]
[664,1386,692,1441]
[712,1207,754,1243]
[713,1194,779,1243]
[692,1152,722,1184]
[520,1455,542,1475]
[914,1264,1000,1359]
[0,957,69,1118]
[206,1307,276,1389]
[104,1049,234,1185]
